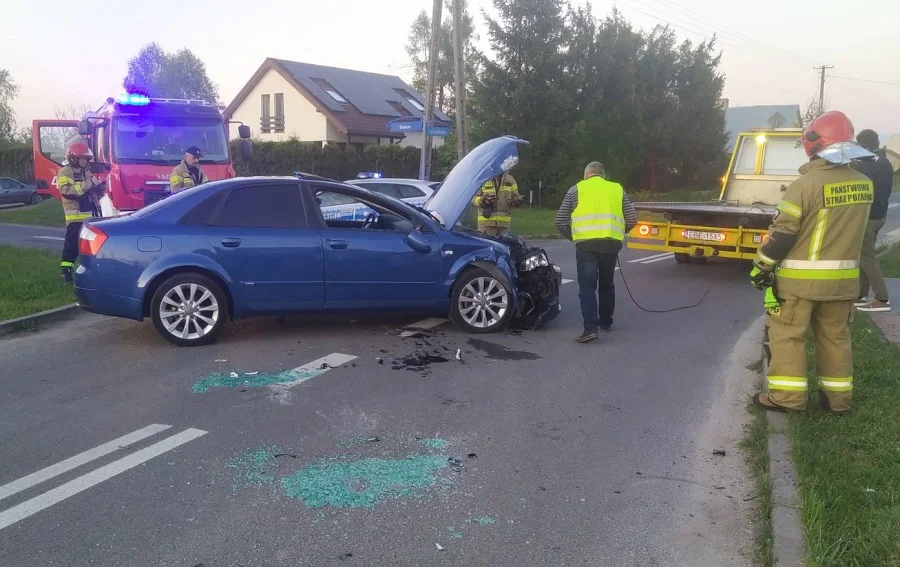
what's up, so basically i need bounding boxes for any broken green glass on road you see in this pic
[191,369,318,393]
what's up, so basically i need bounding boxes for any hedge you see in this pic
[0,145,34,182]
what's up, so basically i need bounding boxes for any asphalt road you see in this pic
[1,239,767,567]
[1,200,897,566]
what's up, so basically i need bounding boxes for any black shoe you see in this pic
[576,330,599,343]
[60,267,73,285]
[600,325,612,332]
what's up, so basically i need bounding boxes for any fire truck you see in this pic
[626,128,808,263]
[32,94,252,216]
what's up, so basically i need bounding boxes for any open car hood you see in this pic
[425,136,529,227]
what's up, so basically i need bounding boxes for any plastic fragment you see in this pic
[435,543,444,551]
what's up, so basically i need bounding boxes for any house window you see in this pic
[260,94,271,133]
[274,93,285,133]
[324,88,347,104]
[394,89,425,112]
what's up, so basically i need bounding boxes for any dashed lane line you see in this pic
[628,252,673,264]
[275,353,359,390]
[31,236,65,241]
[0,427,207,531]
[0,424,172,502]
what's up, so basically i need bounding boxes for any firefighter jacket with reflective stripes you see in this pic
[570,175,626,242]
[755,158,873,301]
[170,160,208,193]
[57,165,102,226]
[472,173,522,227]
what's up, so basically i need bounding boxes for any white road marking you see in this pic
[561,278,573,284]
[400,317,449,337]
[885,228,900,242]
[0,428,207,531]
[0,424,172,502]
[277,353,358,390]
[32,236,65,241]
[641,254,676,264]
[628,252,671,263]
[888,203,900,209]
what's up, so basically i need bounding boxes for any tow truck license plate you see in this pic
[684,230,725,242]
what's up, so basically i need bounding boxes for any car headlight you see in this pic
[520,251,549,271]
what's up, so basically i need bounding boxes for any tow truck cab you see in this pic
[32,95,252,215]
[627,128,807,263]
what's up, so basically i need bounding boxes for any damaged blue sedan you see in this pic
[73,136,562,346]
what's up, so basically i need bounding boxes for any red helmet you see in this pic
[65,142,94,161]
[801,111,855,158]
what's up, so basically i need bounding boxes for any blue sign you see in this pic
[387,117,453,138]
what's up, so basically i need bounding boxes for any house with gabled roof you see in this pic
[224,58,449,150]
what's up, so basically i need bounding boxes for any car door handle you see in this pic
[221,238,242,248]
[327,239,349,250]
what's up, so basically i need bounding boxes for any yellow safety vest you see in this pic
[571,176,625,242]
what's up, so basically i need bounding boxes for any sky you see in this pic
[5,0,900,139]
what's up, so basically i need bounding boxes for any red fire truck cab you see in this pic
[32,94,252,215]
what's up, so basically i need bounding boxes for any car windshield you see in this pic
[113,116,229,165]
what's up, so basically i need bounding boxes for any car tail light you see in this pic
[79,224,108,256]
[638,225,650,236]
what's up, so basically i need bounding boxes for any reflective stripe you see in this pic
[780,259,858,270]
[819,377,853,392]
[58,176,84,196]
[60,261,74,268]
[64,212,92,223]
[777,200,802,218]
[572,223,625,236]
[479,214,511,222]
[809,208,828,261]
[777,267,859,280]
[572,213,625,223]
[767,377,808,391]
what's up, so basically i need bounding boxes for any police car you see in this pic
[316,172,441,221]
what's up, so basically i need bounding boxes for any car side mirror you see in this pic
[238,124,251,139]
[405,229,432,253]
[36,179,49,190]
[240,139,253,162]
[78,120,91,136]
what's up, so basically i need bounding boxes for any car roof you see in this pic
[345,178,438,186]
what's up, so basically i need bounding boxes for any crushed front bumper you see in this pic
[510,263,562,330]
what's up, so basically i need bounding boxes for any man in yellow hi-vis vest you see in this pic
[472,172,523,236]
[57,142,105,284]
[169,146,209,193]
[751,110,875,413]
[555,161,638,343]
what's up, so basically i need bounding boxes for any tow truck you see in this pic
[627,128,807,263]
[32,93,253,216]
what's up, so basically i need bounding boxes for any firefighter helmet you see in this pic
[801,111,855,158]
[65,142,94,162]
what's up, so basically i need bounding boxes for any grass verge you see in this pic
[0,200,65,228]
[878,242,900,278]
[788,315,900,567]
[741,404,775,567]
[0,245,74,321]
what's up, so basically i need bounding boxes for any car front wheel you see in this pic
[449,267,513,334]
[150,273,229,346]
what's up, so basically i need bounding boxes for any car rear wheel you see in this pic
[150,273,229,347]
[449,267,513,334]
[28,193,41,205]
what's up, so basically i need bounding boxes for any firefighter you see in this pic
[751,110,875,413]
[58,142,105,284]
[169,146,208,193]
[472,172,523,236]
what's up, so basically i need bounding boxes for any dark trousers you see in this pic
[576,248,618,331]
[61,222,82,267]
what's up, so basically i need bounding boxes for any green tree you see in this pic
[0,69,20,144]
[404,0,479,116]
[124,43,219,103]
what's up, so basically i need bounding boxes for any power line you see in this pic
[828,75,900,87]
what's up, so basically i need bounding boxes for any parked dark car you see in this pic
[73,136,562,346]
[0,177,40,206]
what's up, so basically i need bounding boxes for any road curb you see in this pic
[0,303,82,337]
[759,333,807,566]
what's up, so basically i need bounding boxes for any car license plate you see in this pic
[684,230,725,242]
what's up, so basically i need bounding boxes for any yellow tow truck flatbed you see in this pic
[626,128,807,264]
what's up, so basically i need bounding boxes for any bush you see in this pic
[0,144,34,182]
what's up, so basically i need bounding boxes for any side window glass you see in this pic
[39,126,82,165]
[212,184,307,229]
[396,184,425,199]
[179,191,226,226]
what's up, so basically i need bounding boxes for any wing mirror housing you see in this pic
[405,229,432,253]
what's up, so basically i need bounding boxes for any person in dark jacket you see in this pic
[852,129,894,312]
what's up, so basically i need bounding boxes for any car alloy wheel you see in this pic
[450,268,513,333]
[150,273,228,346]
[159,283,219,341]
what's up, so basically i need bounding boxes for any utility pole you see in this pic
[451,0,469,160]
[814,65,834,115]
[418,0,443,181]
